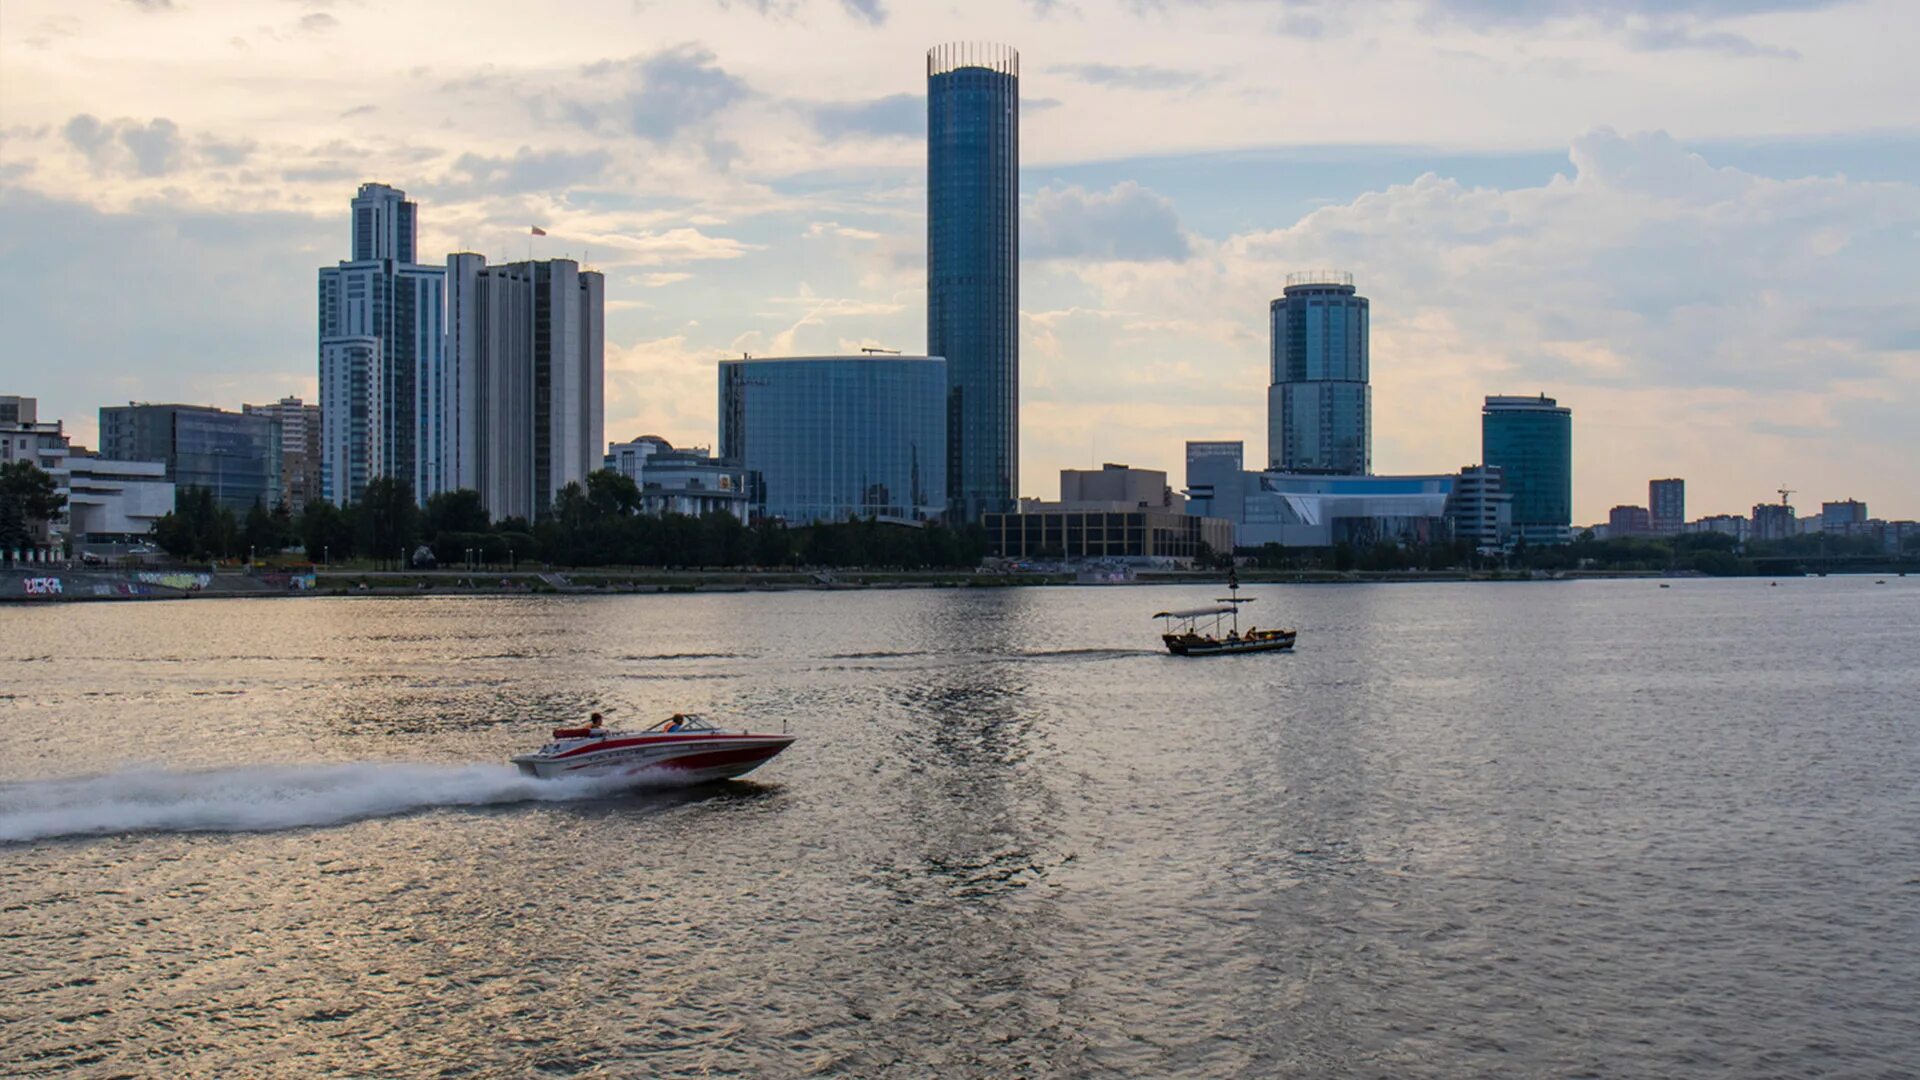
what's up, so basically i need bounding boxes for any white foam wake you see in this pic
[0,762,629,843]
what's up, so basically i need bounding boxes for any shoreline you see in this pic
[8,565,1894,604]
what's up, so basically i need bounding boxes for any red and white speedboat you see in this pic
[511,714,795,783]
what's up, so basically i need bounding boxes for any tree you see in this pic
[355,477,420,567]
[0,461,66,555]
[585,469,642,518]
[151,486,238,560]
[424,489,490,537]
[300,499,355,563]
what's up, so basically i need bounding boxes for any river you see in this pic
[2,578,1916,1076]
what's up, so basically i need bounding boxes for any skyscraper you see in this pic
[444,255,604,521]
[1649,478,1684,535]
[1482,394,1573,545]
[318,183,446,505]
[927,42,1019,524]
[1269,272,1369,475]
[351,182,416,263]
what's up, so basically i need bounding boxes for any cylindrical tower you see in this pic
[1268,270,1369,475]
[927,43,1019,523]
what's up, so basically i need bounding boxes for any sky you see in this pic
[1,0,1916,523]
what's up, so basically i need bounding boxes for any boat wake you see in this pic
[0,762,635,844]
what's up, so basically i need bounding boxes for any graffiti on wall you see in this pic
[21,577,64,596]
[136,571,212,591]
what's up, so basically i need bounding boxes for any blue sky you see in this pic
[1,0,1916,521]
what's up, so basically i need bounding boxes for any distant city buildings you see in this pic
[1482,394,1572,546]
[1051,463,1184,512]
[1269,271,1369,475]
[989,464,1231,562]
[99,402,280,514]
[1448,465,1511,549]
[317,183,447,505]
[1649,478,1684,535]
[445,254,605,521]
[1186,457,1455,549]
[604,435,748,518]
[1822,499,1868,529]
[718,355,947,526]
[928,43,1020,524]
[1607,504,1653,537]
[1751,501,1796,542]
[243,397,321,515]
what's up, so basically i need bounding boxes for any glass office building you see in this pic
[1269,271,1369,474]
[928,43,1019,523]
[98,403,282,515]
[1482,394,1573,545]
[718,356,947,526]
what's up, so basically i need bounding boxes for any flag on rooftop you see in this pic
[530,226,547,236]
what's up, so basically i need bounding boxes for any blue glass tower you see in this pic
[718,356,948,526]
[928,42,1019,524]
[1269,271,1369,475]
[1482,394,1573,545]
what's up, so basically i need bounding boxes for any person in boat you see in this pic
[589,712,605,735]
[663,714,685,732]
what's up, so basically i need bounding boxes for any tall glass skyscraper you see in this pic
[927,42,1019,523]
[1482,394,1573,545]
[1269,271,1369,475]
[718,356,947,526]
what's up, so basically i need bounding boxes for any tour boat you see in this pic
[511,714,795,782]
[1153,571,1296,657]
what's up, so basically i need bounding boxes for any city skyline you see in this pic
[4,0,1917,522]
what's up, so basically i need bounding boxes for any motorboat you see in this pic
[511,714,795,782]
[1153,570,1297,657]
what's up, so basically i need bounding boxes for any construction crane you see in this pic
[1777,486,1794,507]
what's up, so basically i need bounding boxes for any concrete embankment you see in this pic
[0,569,315,602]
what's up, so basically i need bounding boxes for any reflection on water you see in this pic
[2,579,1919,1076]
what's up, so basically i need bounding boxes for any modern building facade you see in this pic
[1649,478,1684,535]
[1186,452,1455,548]
[99,403,282,514]
[718,355,947,526]
[1608,504,1653,537]
[985,508,1233,563]
[1448,465,1511,549]
[64,456,173,541]
[928,42,1019,524]
[446,255,605,521]
[244,397,322,515]
[1270,272,1369,475]
[319,183,447,504]
[1482,394,1572,545]
[604,435,749,519]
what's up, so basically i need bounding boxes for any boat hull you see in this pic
[1163,632,1296,657]
[512,733,796,783]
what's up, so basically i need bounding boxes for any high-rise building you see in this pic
[1822,499,1868,529]
[1449,464,1511,549]
[1482,394,1572,545]
[351,182,416,263]
[244,397,322,515]
[99,403,281,514]
[1649,478,1684,535]
[1269,272,1369,475]
[718,355,947,525]
[445,255,604,521]
[928,42,1019,523]
[318,183,446,505]
[1608,504,1653,537]
[1752,502,1796,542]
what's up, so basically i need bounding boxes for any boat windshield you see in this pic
[643,714,718,733]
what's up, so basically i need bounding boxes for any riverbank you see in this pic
[2,565,1707,602]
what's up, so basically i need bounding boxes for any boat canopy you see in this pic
[1153,605,1236,619]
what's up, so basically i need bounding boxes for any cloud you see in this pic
[62,114,184,176]
[1625,23,1798,58]
[576,46,751,142]
[122,0,173,10]
[1025,182,1192,262]
[297,12,338,33]
[813,93,922,139]
[1053,63,1214,91]
[1424,0,1845,25]
[840,0,886,24]
[446,147,611,195]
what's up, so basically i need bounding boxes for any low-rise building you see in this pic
[1187,451,1455,548]
[1448,464,1511,549]
[604,435,749,519]
[985,507,1234,563]
[1056,463,1185,513]
[64,455,174,542]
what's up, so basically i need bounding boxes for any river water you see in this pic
[2,578,1916,1077]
